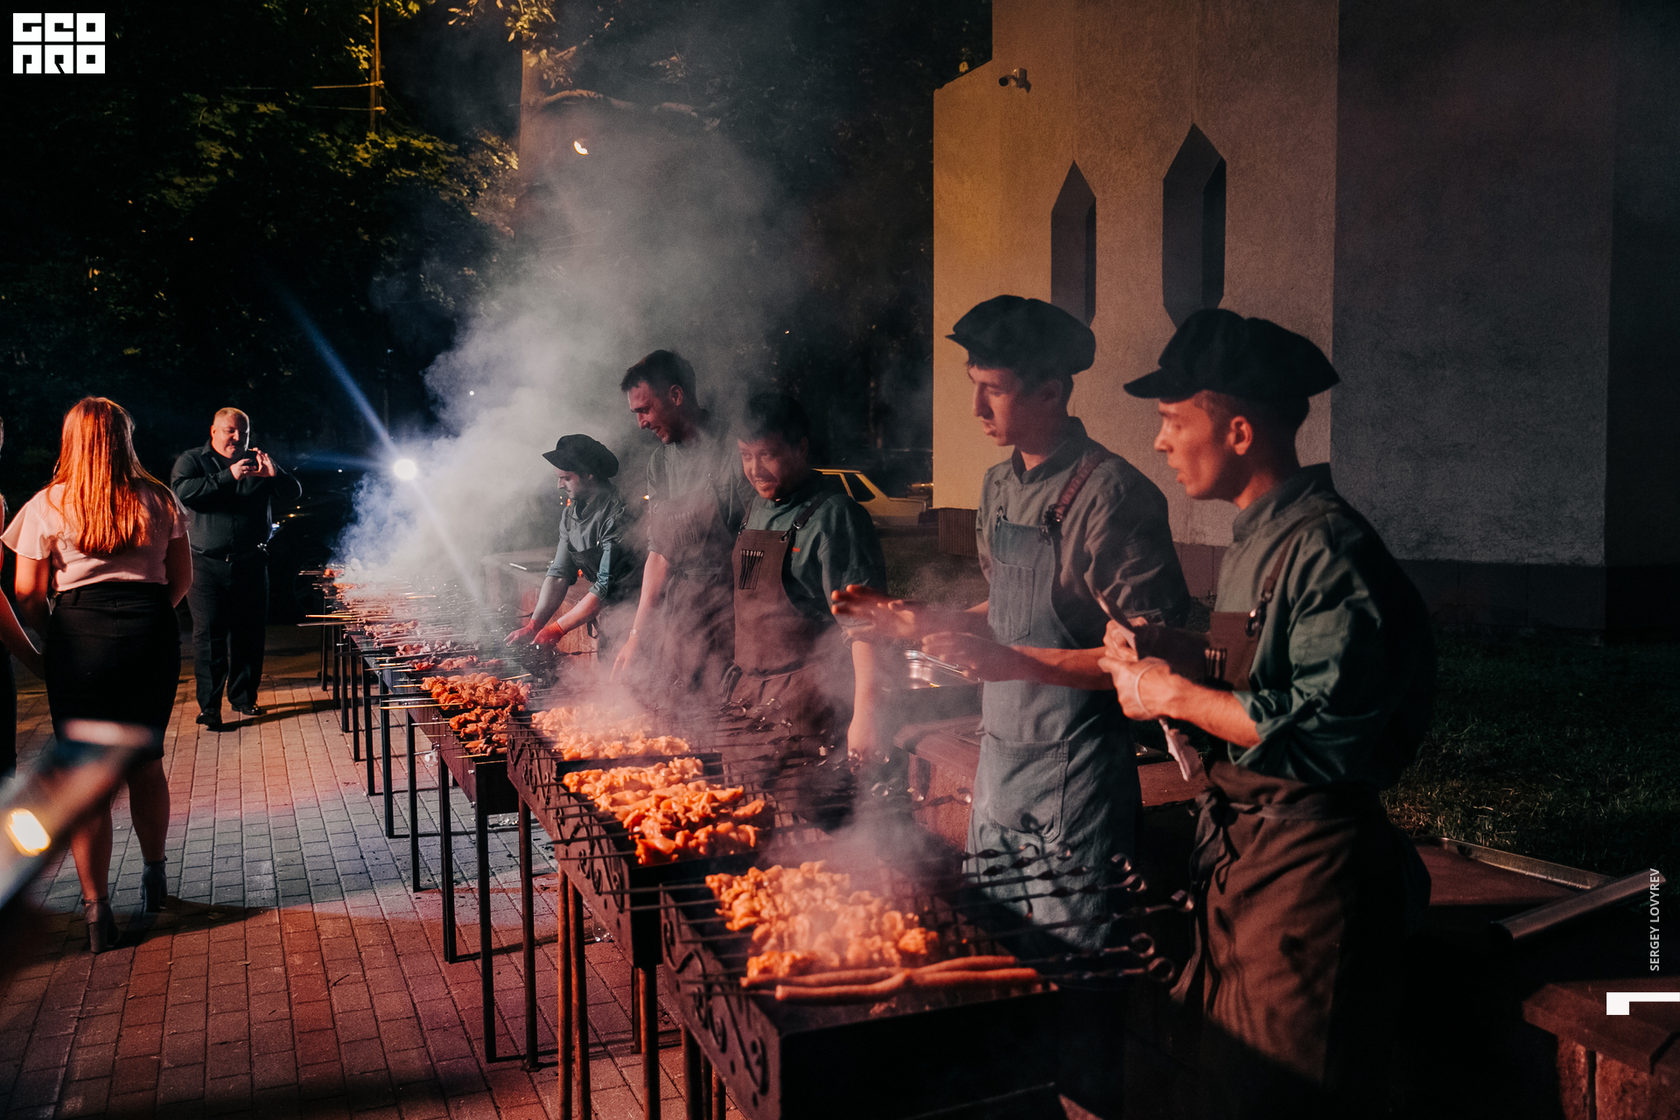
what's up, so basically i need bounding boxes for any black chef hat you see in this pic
[1124,308,1338,401]
[541,434,619,480]
[948,295,1096,379]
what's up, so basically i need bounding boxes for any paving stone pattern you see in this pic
[0,629,733,1119]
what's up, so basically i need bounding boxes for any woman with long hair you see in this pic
[2,398,192,951]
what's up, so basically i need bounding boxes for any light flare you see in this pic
[6,809,50,856]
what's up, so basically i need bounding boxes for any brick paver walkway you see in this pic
[0,628,698,1119]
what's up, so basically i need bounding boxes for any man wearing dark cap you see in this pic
[613,350,752,699]
[506,434,642,655]
[1099,308,1435,1119]
[836,294,1189,951]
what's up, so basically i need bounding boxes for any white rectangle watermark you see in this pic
[12,12,104,74]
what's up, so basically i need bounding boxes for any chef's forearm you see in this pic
[1148,673,1262,748]
[528,576,568,629]
[628,552,671,636]
[555,591,604,634]
[1015,645,1111,690]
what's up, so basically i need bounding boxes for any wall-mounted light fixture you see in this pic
[998,67,1030,91]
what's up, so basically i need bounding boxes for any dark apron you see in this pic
[728,493,851,742]
[970,502,1138,952]
[1181,762,1429,1118]
[645,481,735,701]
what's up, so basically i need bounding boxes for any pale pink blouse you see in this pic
[1,484,187,591]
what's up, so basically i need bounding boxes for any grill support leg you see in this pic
[560,877,574,1120]
[409,718,422,892]
[571,884,590,1113]
[631,968,642,1054]
[441,763,456,962]
[362,663,376,795]
[638,964,659,1120]
[710,1069,726,1120]
[682,1031,704,1120]
[479,796,495,1062]
[381,675,394,835]
[519,803,538,1071]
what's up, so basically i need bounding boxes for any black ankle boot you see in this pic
[83,897,119,953]
[141,859,167,912]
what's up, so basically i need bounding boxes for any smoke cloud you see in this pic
[336,99,803,591]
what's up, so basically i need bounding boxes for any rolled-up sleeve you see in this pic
[1236,530,1414,784]
[545,526,577,587]
[1077,466,1190,629]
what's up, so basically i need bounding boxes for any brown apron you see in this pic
[728,491,851,744]
[644,478,735,700]
[1166,511,1430,1117]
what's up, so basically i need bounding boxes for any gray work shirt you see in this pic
[977,417,1190,646]
[545,484,642,602]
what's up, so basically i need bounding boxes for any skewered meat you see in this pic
[705,861,942,982]
[422,672,530,711]
[562,760,771,865]
[530,706,691,760]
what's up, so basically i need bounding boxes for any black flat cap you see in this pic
[948,295,1096,377]
[1124,308,1339,401]
[541,434,619,479]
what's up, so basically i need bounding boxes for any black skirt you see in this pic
[46,582,180,758]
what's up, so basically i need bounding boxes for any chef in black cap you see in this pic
[1099,308,1435,1119]
[506,434,642,655]
[836,294,1189,951]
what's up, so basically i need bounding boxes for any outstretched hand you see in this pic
[830,584,924,643]
[919,632,1031,682]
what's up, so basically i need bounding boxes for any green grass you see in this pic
[1386,635,1680,878]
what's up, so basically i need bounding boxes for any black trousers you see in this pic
[188,551,269,712]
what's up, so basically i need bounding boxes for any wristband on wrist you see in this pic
[1132,662,1164,720]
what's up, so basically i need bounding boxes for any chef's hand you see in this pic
[846,708,888,768]
[251,449,279,478]
[831,585,923,642]
[1099,626,1174,720]
[533,623,566,648]
[610,631,640,682]
[228,455,256,480]
[1105,618,1140,658]
[505,622,537,645]
[920,632,1031,682]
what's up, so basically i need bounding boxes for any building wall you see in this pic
[933,0,1340,548]
[1333,0,1618,568]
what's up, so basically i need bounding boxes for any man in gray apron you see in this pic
[612,350,752,704]
[730,390,887,760]
[837,295,1189,952]
[1100,308,1435,1119]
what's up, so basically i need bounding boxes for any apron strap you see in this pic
[1039,448,1116,542]
[1238,508,1335,639]
[791,489,840,533]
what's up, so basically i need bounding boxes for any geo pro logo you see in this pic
[12,12,105,74]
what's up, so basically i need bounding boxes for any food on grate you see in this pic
[530,706,690,760]
[705,861,943,983]
[394,639,476,659]
[422,672,531,711]
[447,706,516,756]
[410,654,498,674]
[562,759,770,865]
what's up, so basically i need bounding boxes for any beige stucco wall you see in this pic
[932,0,1339,548]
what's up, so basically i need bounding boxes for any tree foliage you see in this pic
[0,0,514,494]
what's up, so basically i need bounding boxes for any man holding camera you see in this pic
[172,407,301,729]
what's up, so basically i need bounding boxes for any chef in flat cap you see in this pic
[836,295,1189,951]
[1099,309,1435,1119]
[507,434,643,657]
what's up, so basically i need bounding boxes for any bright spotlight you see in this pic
[391,458,420,482]
[6,809,50,856]
[573,139,589,155]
